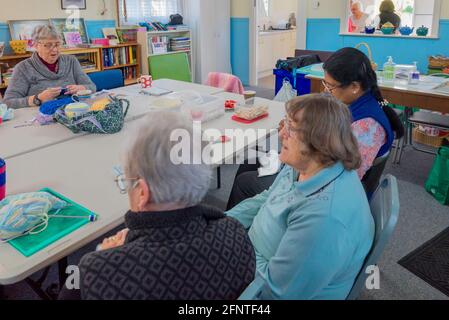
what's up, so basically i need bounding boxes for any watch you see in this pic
[33,94,42,106]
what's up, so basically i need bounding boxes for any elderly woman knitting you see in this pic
[59,111,255,300]
[3,25,96,109]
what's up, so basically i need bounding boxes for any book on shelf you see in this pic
[102,46,137,67]
[149,36,169,54]
[122,66,137,81]
[102,28,120,46]
[169,37,191,52]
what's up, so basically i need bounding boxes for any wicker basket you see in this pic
[355,42,377,71]
[413,128,449,148]
[429,55,449,69]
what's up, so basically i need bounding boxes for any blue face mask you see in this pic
[0,192,68,242]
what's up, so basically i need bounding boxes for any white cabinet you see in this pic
[258,30,296,78]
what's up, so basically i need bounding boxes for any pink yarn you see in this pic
[206,72,244,95]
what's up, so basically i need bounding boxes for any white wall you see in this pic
[0,0,117,22]
[271,0,297,25]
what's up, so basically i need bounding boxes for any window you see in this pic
[118,0,182,25]
[343,0,441,37]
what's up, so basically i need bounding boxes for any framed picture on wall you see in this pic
[8,20,51,50]
[50,18,89,44]
[61,0,87,10]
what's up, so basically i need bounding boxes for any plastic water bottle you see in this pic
[383,56,396,83]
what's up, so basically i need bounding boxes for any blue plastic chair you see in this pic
[88,70,124,91]
[239,175,400,300]
[347,174,400,300]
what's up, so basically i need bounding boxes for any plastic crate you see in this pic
[273,69,311,96]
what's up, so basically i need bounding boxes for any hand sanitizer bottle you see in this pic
[383,56,396,83]
[409,61,420,85]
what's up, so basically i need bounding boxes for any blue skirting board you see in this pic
[306,18,449,73]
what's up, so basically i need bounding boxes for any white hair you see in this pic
[351,1,364,12]
[32,25,61,42]
[123,111,212,207]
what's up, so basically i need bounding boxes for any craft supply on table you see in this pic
[225,100,237,111]
[89,98,110,112]
[1,189,98,257]
[40,97,74,115]
[64,102,91,119]
[0,103,14,122]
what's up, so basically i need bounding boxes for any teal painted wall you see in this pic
[306,19,449,73]
[230,17,250,85]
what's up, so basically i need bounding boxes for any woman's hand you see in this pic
[65,85,86,95]
[38,87,62,102]
[98,229,129,251]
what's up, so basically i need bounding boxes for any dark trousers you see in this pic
[226,163,278,210]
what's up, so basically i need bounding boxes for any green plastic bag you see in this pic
[425,146,449,205]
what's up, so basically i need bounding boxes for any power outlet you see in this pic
[312,0,320,9]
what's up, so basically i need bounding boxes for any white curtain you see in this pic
[119,0,182,25]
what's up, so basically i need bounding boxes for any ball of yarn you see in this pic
[40,97,74,115]
[65,102,90,119]
[90,98,110,112]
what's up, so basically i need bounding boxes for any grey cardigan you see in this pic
[2,53,96,109]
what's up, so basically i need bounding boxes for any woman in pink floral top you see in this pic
[322,48,403,181]
[226,48,404,209]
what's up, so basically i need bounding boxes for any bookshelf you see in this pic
[137,29,194,81]
[0,44,141,91]
[0,47,102,92]
[99,43,141,85]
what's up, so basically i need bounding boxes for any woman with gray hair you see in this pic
[2,25,96,109]
[227,94,375,300]
[59,111,255,300]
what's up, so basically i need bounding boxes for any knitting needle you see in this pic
[49,214,98,222]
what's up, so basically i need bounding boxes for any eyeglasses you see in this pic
[282,116,298,138]
[38,41,62,50]
[113,167,139,194]
[322,80,343,93]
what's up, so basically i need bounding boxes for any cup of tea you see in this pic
[243,90,256,105]
[139,75,153,89]
[0,158,6,201]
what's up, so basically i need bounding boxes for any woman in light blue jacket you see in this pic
[227,94,375,300]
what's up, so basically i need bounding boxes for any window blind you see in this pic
[119,0,181,24]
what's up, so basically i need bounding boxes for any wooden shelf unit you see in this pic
[0,47,102,91]
[99,43,141,86]
[137,29,194,80]
[0,44,142,92]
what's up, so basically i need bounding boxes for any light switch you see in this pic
[312,0,320,9]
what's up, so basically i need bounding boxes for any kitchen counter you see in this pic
[259,29,296,36]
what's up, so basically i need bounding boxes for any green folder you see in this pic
[149,52,192,82]
[9,188,98,257]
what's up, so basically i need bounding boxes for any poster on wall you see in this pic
[50,18,89,44]
[8,20,51,51]
[61,0,87,10]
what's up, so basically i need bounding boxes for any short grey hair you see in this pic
[123,111,212,207]
[32,25,61,43]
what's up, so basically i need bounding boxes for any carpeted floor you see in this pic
[2,82,449,300]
